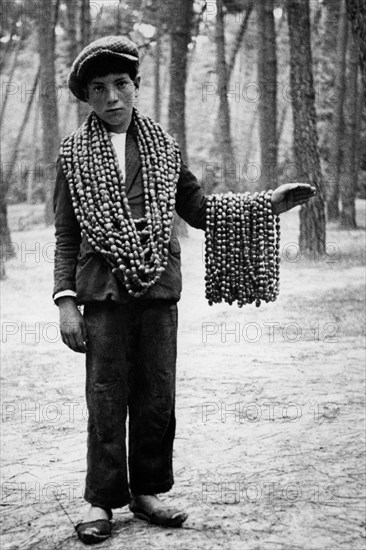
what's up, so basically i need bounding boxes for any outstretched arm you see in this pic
[271,183,316,215]
[175,162,316,227]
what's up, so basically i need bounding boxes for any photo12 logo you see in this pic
[200,480,339,504]
[201,321,340,344]
[200,400,340,424]
[1,480,84,504]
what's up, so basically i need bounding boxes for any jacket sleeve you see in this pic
[53,157,81,301]
[175,161,207,230]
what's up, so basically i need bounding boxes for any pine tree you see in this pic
[38,0,60,225]
[77,0,91,126]
[328,0,348,221]
[257,0,278,190]
[340,29,359,228]
[166,0,194,235]
[167,0,194,163]
[287,0,326,256]
[216,0,236,190]
[345,0,366,100]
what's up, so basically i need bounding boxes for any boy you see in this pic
[53,36,315,544]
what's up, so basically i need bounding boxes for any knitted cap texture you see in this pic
[68,36,139,101]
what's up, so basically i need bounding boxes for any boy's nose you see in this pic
[106,85,119,103]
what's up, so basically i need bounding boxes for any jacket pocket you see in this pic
[77,237,96,264]
[77,252,95,266]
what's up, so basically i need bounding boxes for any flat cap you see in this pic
[68,35,139,102]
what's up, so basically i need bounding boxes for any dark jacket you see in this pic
[53,122,207,304]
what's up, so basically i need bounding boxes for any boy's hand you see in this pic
[271,183,316,215]
[58,297,88,353]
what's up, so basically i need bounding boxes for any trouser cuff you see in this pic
[130,479,174,496]
[84,488,131,510]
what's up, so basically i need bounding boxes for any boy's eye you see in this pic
[117,81,128,89]
[92,85,103,93]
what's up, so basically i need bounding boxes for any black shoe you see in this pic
[129,502,188,527]
[76,510,112,545]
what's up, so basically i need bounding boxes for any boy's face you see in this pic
[85,72,139,133]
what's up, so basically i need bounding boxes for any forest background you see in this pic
[1,0,365,274]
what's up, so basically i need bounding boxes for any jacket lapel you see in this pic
[124,124,141,195]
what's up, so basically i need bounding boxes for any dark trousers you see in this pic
[83,299,178,509]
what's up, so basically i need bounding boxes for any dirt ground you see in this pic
[1,204,365,550]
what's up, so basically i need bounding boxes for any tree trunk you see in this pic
[0,11,22,277]
[312,0,340,196]
[5,68,40,193]
[27,99,40,203]
[115,0,122,33]
[212,3,252,162]
[167,0,193,163]
[154,26,161,123]
[0,37,22,125]
[216,0,236,191]
[1,67,40,278]
[65,0,80,134]
[257,0,278,190]
[287,0,326,257]
[38,0,60,225]
[345,0,366,102]
[340,29,359,228]
[80,0,91,52]
[227,2,253,80]
[0,168,16,280]
[66,0,78,67]
[0,203,15,279]
[328,0,348,221]
[355,79,364,193]
[167,0,193,236]
[78,0,91,126]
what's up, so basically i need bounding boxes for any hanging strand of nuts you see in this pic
[59,108,181,297]
[205,191,281,307]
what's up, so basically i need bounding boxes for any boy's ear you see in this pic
[134,74,141,89]
[83,87,89,102]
